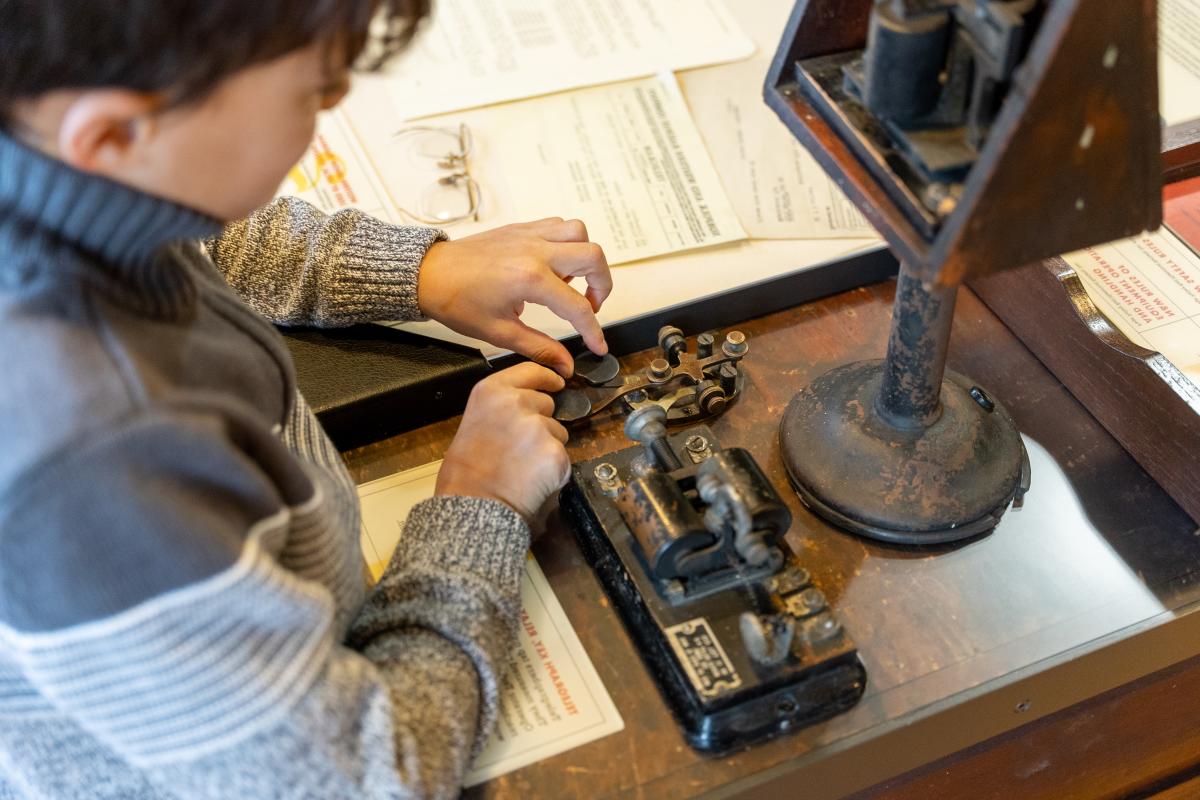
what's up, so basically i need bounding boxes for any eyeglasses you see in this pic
[391,123,481,226]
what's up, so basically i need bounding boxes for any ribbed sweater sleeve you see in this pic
[206,197,447,327]
[145,497,530,800]
[0,410,529,799]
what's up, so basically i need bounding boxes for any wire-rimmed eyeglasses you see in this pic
[392,123,481,226]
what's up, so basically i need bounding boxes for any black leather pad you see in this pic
[281,324,489,451]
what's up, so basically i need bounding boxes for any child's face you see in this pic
[15,40,350,222]
[145,41,350,220]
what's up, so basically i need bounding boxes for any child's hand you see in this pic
[417,218,613,377]
[436,363,571,519]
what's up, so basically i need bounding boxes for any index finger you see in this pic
[527,275,608,356]
[546,241,613,310]
[487,361,567,393]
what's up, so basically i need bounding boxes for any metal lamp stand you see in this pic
[780,264,1028,544]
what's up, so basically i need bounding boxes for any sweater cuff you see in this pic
[332,217,447,323]
[392,495,530,592]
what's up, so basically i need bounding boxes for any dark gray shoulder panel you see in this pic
[0,409,312,632]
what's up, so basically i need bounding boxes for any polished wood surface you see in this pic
[849,651,1200,800]
[344,278,1200,798]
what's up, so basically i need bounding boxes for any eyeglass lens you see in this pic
[419,175,478,223]
[394,125,479,224]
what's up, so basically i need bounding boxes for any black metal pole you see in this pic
[875,262,958,429]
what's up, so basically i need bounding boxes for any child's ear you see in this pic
[58,90,160,174]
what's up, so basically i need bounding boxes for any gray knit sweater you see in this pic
[0,131,530,799]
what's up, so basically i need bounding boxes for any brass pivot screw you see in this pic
[696,332,716,358]
[657,325,687,365]
[722,330,748,358]
[697,381,727,415]
[648,357,672,382]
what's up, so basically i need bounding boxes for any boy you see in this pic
[0,1,612,798]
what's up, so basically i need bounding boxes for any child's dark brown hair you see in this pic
[0,0,430,124]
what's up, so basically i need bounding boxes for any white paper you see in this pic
[316,72,747,265]
[356,464,624,786]
[377,0,754,120]
[1062,230,1200,389]
[279,109,404,223]
[358,461,442,578]
[679,58,874,239]
[1160,0,1200,126]
[462,556,623,786]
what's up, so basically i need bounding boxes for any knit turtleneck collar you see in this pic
[0,129,223,313]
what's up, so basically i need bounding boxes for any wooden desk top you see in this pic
[343,278,1200,799]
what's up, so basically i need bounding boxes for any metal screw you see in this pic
[740,613,795,667]
[722,331,748,358]
[648,357,672,382]
[804,612,843,644]
[718,362,739,394]
[771,566,812,595]
[696,332,716,358]
[684,434,711,463]
[787,587,826,618]
[657,325,686,365]
[739,537,771,567]
[697,383,727,416]
[923,182,957,218]
[593,462,622,496]
[969,386,995,413]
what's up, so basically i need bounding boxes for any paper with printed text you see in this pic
[1161,0,1200,126]
[377,0,754,120]
[1062,228,1200,390]
[679,58,875,239]
[281,72,747,266]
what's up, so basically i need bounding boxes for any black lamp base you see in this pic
[780,360,1030,545]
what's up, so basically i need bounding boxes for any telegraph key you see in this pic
[558,327,866,753]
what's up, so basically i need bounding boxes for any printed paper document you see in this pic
[679,58,874,239]
[1062,229,1200,389]
[279,108,402,224]
[357,463,624,786]
[1160,0,1200,126]
[377,0,754,119]
[284,73,747,265]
